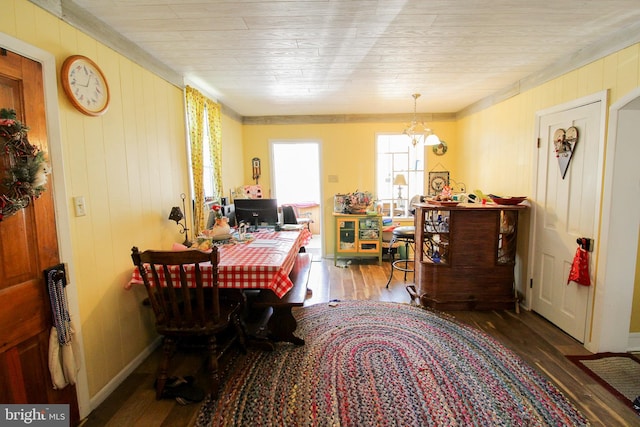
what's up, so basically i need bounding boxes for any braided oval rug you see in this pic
[196,300,587,426]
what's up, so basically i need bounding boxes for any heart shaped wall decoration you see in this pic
[553,126,578,179]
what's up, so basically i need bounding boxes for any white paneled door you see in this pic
[532,100,602,342]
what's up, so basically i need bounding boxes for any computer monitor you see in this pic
[234,198,279,230]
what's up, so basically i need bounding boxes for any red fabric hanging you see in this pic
[567,243,590,286]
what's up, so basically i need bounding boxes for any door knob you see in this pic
[576,238,593,252]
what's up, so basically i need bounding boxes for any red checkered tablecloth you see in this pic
[128,229,311,298]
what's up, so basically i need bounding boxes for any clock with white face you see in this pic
[61,55,110,116]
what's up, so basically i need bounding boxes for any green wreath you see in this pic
[0,108,49,221]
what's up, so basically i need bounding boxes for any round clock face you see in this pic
[61,55,110,116]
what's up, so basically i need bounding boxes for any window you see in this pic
[376,134,425,218]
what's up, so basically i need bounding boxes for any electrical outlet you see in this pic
[73,196,86,217]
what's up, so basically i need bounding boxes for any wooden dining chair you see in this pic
[131,246,246,400]
[282,204,313,231]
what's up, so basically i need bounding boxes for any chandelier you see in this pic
[403,93,441,147]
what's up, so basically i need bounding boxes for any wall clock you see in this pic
[428,171,450,196]
[61,55,110,116]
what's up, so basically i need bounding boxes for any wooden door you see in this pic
[532,101,601,342]
[0,49,79,423]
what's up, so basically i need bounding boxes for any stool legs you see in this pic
[385,236,398,288]
[403,242,410,281]
[385,240,414,288]
[385,249,395,288]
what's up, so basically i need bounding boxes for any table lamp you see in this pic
[393,174,407,200]
[168,193,191,246]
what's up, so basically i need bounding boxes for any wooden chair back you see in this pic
[281,205,297,224]
[131,246,221,334]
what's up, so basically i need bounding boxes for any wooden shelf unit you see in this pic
[333,213,382,265]
[413,203,526,310]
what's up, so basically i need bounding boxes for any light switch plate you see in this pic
[73,196,86,217]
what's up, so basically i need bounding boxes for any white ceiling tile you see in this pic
[72,0,640,116]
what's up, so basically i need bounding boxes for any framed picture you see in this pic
[428,171,450,196]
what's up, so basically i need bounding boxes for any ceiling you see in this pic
[69,0,640,117]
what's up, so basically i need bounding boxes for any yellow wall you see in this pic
[457,45,640,195]
[242,120,457,251]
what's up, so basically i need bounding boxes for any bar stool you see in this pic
[385,226,415,288]
[381,226,402,261]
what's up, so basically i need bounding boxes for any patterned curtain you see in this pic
[185,86,223,234]
[206,99,223,206]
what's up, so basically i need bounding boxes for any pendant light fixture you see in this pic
[403,93,441,146]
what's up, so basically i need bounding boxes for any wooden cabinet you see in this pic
[334,213,382,265]
[413,203,525,310]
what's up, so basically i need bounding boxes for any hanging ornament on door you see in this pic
[567,238,592,286]
[0,108,50,220]
[553,126,579,179]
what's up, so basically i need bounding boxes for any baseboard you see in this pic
[88,337,162,412]
[627,332,640,352]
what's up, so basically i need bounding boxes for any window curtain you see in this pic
[185,86,223,234]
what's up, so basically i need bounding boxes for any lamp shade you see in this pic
[425,133,442,146]
[393,174,407,186]
[168,206,184,223]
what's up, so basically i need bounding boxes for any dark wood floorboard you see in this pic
[82,258,640,426]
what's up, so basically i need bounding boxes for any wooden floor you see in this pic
[82,258,640,427]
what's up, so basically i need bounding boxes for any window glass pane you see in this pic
[376,134,424,218]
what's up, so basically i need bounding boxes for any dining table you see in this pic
[129,229,309,292]
[128,228,312,347]
[218,229,310,297]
